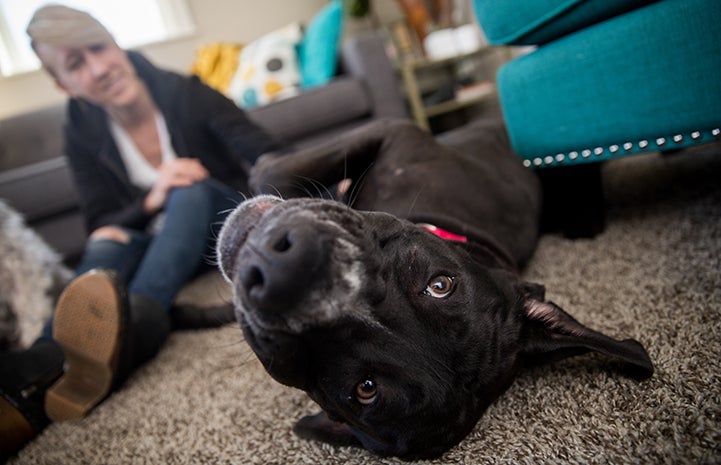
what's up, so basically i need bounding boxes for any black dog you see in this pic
[216,117,653,460]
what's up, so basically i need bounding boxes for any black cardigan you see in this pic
[63,51,280,234]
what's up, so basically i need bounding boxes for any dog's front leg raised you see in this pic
[249,118,405,198]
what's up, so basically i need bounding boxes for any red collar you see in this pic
[417,223,468,243]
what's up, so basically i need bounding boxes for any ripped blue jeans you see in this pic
[41,179,241,339]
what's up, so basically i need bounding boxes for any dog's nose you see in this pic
[239,223,329,312]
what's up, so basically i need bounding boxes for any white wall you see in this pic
[0,0,327,118]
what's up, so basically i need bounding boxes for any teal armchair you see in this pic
[472,0,721,237]
[472,0,721,169]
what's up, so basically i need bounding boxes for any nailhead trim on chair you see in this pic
[522,127,721,168]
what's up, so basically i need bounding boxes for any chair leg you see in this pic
[538,162,606,239]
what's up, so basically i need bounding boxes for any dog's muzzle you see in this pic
[240,213,329,314]
[217,195,283,285]
[217,195,371,334]
[219,195,327,312]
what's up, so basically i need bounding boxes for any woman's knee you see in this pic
[78,226,148,278]
[89,225,131,244]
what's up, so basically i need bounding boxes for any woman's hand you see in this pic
[144,158,209,213]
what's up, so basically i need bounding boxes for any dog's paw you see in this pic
[249,152,284,194]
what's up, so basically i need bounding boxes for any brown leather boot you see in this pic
[44,269,128,422]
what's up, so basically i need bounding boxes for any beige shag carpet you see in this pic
[9,142,721,465]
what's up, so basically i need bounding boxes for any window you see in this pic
[0,0,195,77]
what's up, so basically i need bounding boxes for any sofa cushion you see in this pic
[495,0,721,166]
[248,76,371,144]
[472,0,658,45]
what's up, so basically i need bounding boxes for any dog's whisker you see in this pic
[232,192,245,205]
[405,184,426,217]
[302,180,320,198]
[210,335,246,352]
[217,206,237,216]
[305,176,330,198]
[347,162,373,208]
[219,349,259,373]
[288,180,314,199]
[208,220,227,242]
[295,175,334,200]
[256,184,284,200]
[343,149,348,181]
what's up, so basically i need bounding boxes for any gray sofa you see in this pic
[0,32,407,263]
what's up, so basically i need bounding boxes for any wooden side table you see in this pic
[400,47,501,131]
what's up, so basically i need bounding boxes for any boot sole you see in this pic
[46,270,124,422]
[0,395,35,456]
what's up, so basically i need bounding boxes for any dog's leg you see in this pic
[250,118,409,198]
[538,163,606,238]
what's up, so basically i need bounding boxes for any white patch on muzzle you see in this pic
[283,236,380,333]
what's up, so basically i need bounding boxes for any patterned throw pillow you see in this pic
[227,23,303,109]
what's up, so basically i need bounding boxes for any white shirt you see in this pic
[109,112,177,190]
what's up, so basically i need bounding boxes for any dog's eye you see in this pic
[424,275,455,298]
[355,379,378,405]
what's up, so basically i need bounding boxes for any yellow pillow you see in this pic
[190,42,243,94]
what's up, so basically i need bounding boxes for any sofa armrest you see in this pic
[0,158,79,222]
[0,157,85,260]
[249,77,372,143]
[341,32,408,119]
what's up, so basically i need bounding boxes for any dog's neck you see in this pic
[417,223,468,243]
[416,221,517,272]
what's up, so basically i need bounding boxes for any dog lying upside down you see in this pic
[216,117,653,459]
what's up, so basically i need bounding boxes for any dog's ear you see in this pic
[520,295,654,380]
[293,412,362,448]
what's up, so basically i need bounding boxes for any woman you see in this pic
[0,5,281,456]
